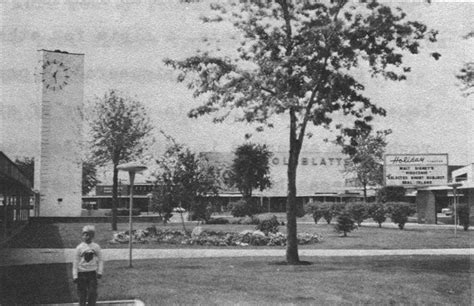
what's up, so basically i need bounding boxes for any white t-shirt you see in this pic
[72,241,104,279]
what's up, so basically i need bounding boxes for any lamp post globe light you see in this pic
[117,162,147,268]
[447,182,462,238]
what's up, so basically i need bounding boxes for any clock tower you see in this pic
[34,50,85,216]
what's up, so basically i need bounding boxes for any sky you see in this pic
[1,0,473,170]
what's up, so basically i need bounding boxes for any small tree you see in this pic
[335,210,357,237]
[150,186,174,223]
[89,89,153,230]
[343,130,391,201]
[153,133,221,226]
[369,203,387,228]
[229,143,272,206]
[346,202,369,226]
[457,204,470,231]
[387,202,416,230]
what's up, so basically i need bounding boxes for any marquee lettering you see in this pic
[269,156,344,167]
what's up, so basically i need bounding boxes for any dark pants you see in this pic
[77,271,98,306]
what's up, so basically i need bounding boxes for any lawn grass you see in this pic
[1,255,471,305]
[6,219,471,249]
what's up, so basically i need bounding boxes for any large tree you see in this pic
[229,143,272,203]
[343,129,391,201]
[165,0,437,264]
[89,89,153,230]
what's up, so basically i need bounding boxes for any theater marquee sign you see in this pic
[384,154,448,187]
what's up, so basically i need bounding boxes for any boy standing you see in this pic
[73,225,104,306]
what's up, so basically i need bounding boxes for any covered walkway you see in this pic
[0,151,35,241]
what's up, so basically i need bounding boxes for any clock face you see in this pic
[41,59,71,91]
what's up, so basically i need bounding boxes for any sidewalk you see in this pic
[1,247,472,267]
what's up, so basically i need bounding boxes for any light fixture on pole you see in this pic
[117,162,147,268]
[448,182,462,238]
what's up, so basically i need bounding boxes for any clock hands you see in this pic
[41,60,71,91]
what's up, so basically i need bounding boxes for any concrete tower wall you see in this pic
[34,50,84,216]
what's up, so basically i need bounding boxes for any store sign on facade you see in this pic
[384,154,448,187]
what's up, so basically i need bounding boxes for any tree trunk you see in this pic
[111,164,119,230]
[363,181,367,202]
[286,110,302,264]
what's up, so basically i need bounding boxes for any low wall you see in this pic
[30,216,163,224]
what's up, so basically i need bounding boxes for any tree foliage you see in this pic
[88,89,153,230]
[229,143,272,201]
[368,202,387,228]
[387,202,416,230]
[14,157,34,184]
[164,0,436,264]
[335,210,357,237]
[344,129,391,201]
[456,31,474,97]
[82,160,99,195]
[152,133,221,223]
[346,202,369,226]
[377,186,406,203]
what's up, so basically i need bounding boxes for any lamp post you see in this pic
[117,162,147,268]
[448,182,462,238]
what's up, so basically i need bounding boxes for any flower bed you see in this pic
[110,226,321,247]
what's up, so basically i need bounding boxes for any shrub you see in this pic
[457,204,470,231]
[110,208,141,216]
[334,210,357,237]
[206,217,230,225]
[255,215,279,234]
[346,202,369,226]
[368,203,387,228]
[387,202,416,230]
[304,202,324,224]
[230,199,261,217]
[320,203,334,224]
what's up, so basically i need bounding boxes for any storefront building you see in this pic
[0,151,34,241]
[84,151,368,213]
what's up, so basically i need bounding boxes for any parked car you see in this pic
[441,208,453,216]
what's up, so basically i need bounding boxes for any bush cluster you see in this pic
[110,226,321,247]
[304,201,417,234]
[255,215,279,234]
[230,199,262,217]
